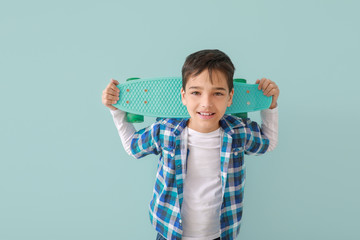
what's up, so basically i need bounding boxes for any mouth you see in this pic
[197,111,216,119]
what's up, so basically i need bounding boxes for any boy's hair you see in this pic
[181,49,235,93]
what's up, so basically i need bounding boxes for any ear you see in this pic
[227,88,234,107]
[181,88,187,106]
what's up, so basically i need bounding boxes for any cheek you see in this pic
[181,97,186,105]
[186,101,196,110]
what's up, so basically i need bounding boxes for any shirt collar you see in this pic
[220,114,246,134]
[165,114,245,136]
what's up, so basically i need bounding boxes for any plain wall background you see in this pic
[1,0,359,239]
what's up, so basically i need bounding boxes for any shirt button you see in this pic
[234,152,238,156]
[171,153,175,157]
[177,165,181,169]
[179,219,182,224]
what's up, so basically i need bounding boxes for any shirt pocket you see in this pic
[232,147,244,158]
[231,147,245,173]
[162,147,175,158]
[161,147,176,169]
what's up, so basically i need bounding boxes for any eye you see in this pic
[214,92,224,96]
[191,91,200,95]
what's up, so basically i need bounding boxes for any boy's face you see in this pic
[181,69,234,133]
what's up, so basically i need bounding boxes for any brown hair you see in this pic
[181,49,235,92]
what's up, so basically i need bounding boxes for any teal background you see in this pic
[1,0,359,239]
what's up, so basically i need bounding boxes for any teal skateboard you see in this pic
[112,77,272,123]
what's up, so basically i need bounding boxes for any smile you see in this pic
[197,111,215,119]
[198,112,214,116]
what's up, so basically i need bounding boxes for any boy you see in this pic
[102,49,279,240]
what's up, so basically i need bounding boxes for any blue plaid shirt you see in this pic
[130,114,269,240]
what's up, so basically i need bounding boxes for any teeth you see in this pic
[199,112,213,116]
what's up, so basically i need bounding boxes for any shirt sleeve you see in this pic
[109,109,136,156]
[110,109,162,158]
[243,106,278,155]
[260,106,279,151]
[130,121,162,159]
[243,118,270,156]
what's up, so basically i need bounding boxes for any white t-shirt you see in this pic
[181,127,222,240]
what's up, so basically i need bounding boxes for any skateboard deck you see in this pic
[112,77,272,119]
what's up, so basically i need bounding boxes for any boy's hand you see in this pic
[102,79,120,110]
[256,78,279,109]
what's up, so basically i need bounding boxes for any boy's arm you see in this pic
[260,105,278,151]
[243,117,270,155]
[244,78,279,155]
[129,119,162,158]
[109,109,136,156]
[110,108,162,159]
[104,79,161,158]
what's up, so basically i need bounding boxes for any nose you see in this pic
[200,94,213,108]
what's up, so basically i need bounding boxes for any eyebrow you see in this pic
[188,86,227,91]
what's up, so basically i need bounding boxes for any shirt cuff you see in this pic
[109,108,126,118]
[260,105,278,116]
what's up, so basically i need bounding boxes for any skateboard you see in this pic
[112,77,272,123]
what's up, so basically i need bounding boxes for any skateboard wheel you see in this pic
[232,112,248,119]
[233,78,246,83]
[126,77,141,81]
[126,112,144,123]
[232,78,248,119]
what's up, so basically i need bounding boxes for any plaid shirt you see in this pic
[130,114,269,240]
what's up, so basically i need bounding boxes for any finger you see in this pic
[258,78,270,90]
[110,78,119,84]
[106,88,120,97]
[264,88,276,97]
[104,84,119,96]
[260,80,271,93]
[105,94,119,101]
[106,79,120,90]
[104,100,118,106]
[263,83,274,95]
[102,93,118,103]
[104,101,119,110]
[109,83,120,93]
[102,89,118,100]
[104,96,119,104]
[257,79,264,90]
